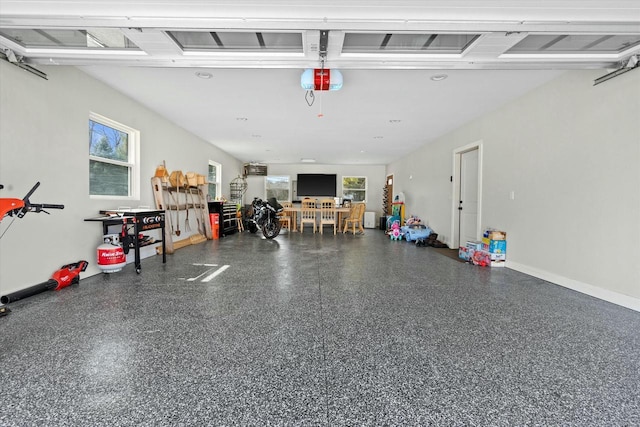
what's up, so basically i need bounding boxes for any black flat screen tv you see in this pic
[297,174,337,197]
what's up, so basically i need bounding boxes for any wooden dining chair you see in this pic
[278,201,293,231]
[236,209,244,232]
[318,198,337,235]
[299,198,317,233]
[343,202,366,234]
[355,202,366,234]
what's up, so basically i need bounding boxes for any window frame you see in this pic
[208,160,222,200]
[342,176,368,203]
[89,112,140,200]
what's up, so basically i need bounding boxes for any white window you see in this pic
[89,113,139,199]
[342,176,367,202]
[265,176,291,201]
[208,161,221,200]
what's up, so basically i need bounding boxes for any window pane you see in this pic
[90,160,129,196]
[208,184,217,200]
[208,164,217,182]
[0,28,139,49]
[89,120,129,162]
[507,34,640,54]
[168,31,303,52]
[266,188,290,201]
[261,32,303,50]
[266,176,290,201]
[343,190,365,202]
[343,177,366,190]
[342,33,479,53]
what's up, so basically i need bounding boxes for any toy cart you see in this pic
[401,224,433,242]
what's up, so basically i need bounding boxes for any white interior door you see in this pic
[458,148,479,247]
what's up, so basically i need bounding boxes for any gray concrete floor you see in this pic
[2,229,639,426]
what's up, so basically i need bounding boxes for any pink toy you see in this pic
[472,250,491,267]
[405,215,421,226]
[390,220,402,240]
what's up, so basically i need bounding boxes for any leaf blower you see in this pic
[0,260,88,304]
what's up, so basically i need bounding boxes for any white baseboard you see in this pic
[506,261,640,312]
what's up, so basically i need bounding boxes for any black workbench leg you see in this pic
[161,216,166,263]
[134,221,141,274]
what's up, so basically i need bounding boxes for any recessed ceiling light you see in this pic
[300,158,316,163]
[195,71,212,79]
[430,74,448,82]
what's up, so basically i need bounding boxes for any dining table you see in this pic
[283,205,352,232]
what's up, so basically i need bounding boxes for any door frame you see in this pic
[450,141,483,248]
[385,174,393,215]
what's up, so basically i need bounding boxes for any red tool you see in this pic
[0,260,89,304]
[0,182,64,224]
[0,182,69,313]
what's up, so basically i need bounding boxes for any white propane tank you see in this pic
[97,234,126,273]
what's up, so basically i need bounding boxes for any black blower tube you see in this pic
[0,279,57,304]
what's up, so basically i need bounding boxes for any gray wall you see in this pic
[387,69,640,308]
[0,62,241,295]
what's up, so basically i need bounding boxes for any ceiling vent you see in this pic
[243,163,268,176]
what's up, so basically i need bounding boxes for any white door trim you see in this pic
[450,141,483,248]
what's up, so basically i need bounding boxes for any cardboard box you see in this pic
[458,246,470,261]
[483,229,507,240]
[465,240,483,260]
[482,238,507,254]
[466,241,483,252]
[489,252,506,261]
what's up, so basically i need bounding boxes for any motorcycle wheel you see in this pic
[262,219,281,239]
[248,222,258,233]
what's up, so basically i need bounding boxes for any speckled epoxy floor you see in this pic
[1,230,639,426]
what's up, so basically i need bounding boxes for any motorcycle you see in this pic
[248,197,284,239]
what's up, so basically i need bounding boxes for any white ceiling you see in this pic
[1,1,639,165]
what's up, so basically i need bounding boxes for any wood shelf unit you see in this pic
[151,177,212,253]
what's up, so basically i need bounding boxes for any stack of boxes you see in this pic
[458,229,507,267]
[482,229,507,267]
